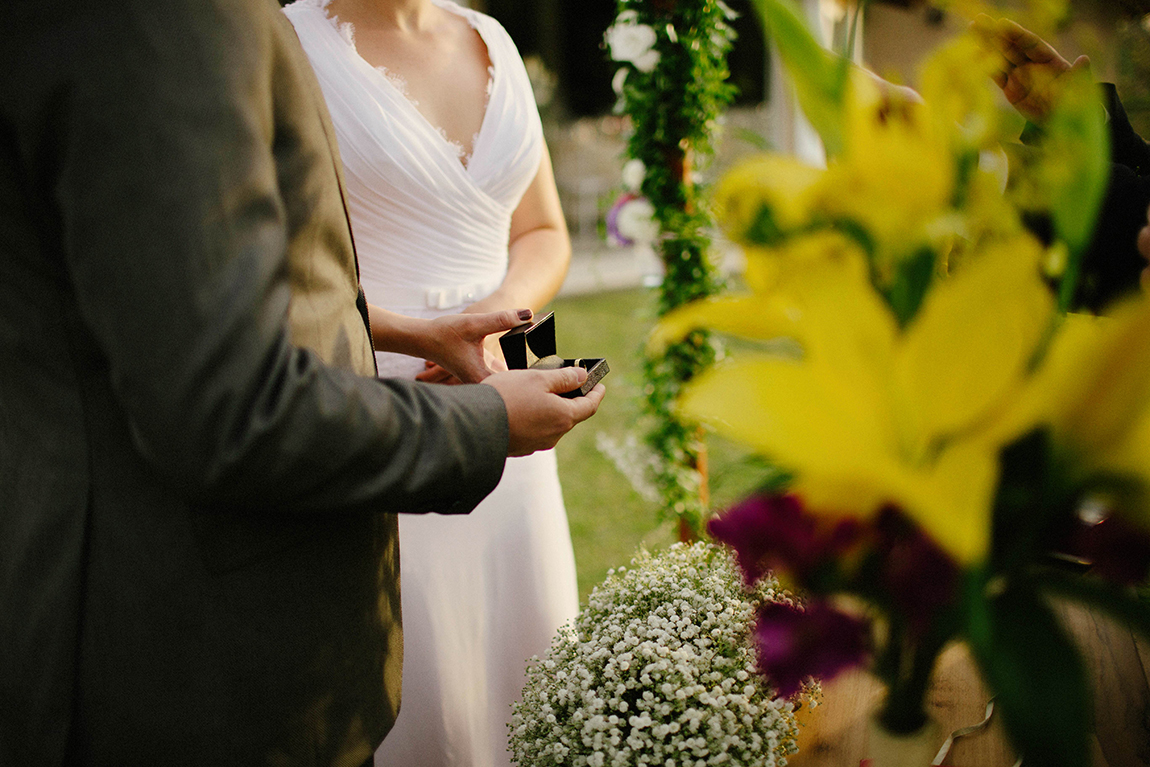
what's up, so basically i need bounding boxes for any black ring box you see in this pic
[498,312,609,398]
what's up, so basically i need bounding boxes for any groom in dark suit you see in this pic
[0,1,602,765]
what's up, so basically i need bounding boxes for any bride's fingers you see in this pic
[462,308,533,341]
[416,364,455,384]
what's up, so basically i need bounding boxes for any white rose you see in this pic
[612,67,629,96]
[605,22,658,66]
[617,197,660,244]
[632,48,661,73]
[621,159,646,192]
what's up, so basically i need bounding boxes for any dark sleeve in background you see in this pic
[1074,83,1150,311]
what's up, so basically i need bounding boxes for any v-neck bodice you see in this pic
[284,0,544,371]
[319,0,496,170]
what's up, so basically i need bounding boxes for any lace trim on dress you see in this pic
[313,0,495,169]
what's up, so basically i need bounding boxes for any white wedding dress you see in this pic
[284,3,580,766]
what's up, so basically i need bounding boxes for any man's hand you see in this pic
[482,367,605,457]
[972,14,1090,123]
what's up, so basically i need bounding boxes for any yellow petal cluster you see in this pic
[666,236,1053,564]
[714,50,1020,284]
[673,0,1143,567]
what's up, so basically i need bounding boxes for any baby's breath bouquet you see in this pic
[508,542,806,767]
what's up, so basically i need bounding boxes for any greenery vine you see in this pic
[607,0,737,535]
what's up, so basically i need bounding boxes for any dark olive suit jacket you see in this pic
[0,0,509,764]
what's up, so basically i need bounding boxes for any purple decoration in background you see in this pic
[1065,515,1150,585]
[754,600,870,697]
[708,493,862,585]
[606,192,640,247]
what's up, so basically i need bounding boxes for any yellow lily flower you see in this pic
[713,154,823,244]
[918,36,1003,153]
[667,235,1055,563]
[811,73,955,270]
[984,300,1150,525]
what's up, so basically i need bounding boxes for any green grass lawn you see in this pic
[548,287,767,601]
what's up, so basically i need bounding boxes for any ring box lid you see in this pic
[499,312,558,370]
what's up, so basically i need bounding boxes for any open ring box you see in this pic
[498,312,609,398]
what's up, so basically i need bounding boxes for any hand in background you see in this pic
[482,367,605,457]
[972,14,1090,123]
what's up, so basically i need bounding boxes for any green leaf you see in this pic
[884,247,935,327]
[748,0,850,157]
[1042,72,1110,311]
[965,581,1092,767]
[989,429,1074,575]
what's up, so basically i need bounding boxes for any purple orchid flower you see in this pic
[708,493,862,586]
[872,507,960,634]
[606,192,640,247]
[754,600,870,697]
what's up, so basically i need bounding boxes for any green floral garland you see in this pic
[606,0,737,534]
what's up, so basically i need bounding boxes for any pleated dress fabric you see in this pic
[284,3,580,765]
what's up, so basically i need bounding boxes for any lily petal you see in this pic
[996,300,1150,456]
[650,294,800,353]
[896,235,1053,444]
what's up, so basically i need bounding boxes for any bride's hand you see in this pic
[417,309,529,383]
[416,344,510,385]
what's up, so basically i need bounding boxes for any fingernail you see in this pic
[517,309,533,321]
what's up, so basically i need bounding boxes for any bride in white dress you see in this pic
[283,1,579,765]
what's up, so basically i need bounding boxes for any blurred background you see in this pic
[299,0,1150,597]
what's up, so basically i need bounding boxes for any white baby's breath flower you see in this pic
[509,543,802,767]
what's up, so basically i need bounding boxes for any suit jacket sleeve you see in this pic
[8,0,508,515]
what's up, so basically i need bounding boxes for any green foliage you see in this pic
[748,0,851,157]
[1043,70,1111,311]
[609,0,738,532]
[883,247,936,329]
[965,578,1092,767]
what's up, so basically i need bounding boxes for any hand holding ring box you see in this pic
[498,312,609,398]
